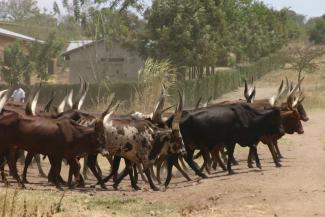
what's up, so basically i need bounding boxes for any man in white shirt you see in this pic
[11,84,26,103]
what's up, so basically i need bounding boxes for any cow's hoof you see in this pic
[199,173,208,178]
[247,164,254,168]
[133,185,141,191]
[113,184,118,191]
[228,170,235,175]
[100,184,107,190]
[278,155,284,159]
[276,163,282,168]
[256,164,262,169]
[151,187,160,191]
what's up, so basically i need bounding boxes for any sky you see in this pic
[36,0,325,18]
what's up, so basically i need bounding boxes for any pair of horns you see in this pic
[244,78,256,103]
[57,77,89,113]
[270,75,304,107]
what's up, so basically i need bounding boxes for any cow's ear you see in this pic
[57,121,74,143]
[231,106,250,128]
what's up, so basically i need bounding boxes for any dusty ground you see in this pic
[1,69,325,217]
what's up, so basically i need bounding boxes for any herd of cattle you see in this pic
[0,74,308,191]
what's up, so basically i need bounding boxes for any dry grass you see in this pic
[258,54,325,110]
[0,188,179,217]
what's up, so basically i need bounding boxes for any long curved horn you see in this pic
[0,89,8,98]
[77,82,89,110]
[57,89,68,113]
[43,91,55,112]
[31,90,40,116]
[67,89,74,109]
[0,92,9,114]
[152,85,166,123]
[103,101,121,126]
[101,98,115,120]
[172,91,183,131]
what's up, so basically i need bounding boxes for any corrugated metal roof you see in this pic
[64,40,94,54]
[0,27,42,42]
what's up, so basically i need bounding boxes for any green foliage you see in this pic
[2,0,40,21]
[27,33,64,81]
[0,34,63,84]
[308,15,325,44]
[139,0,289,78]
[0,41,32,85]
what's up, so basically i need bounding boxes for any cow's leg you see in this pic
[211,146,227,171]
[267,141,282,167]
[22,152,34,183]
[165,154,176,187]
[83,156,89,180]
[136,163,148,183]
[174,158,191,181]
[95,160,103,177]
[226,143,236,175]
[133,164,139,183]
[143,166,159,191]
[193,150,202,160]
[0,154,9,186]
[250,145,261,169]
[179,156,188,171]
[34,154,46,178]
[231,155,239,166]
[52,157,64,190]
[184,149,207,178]
[87,154,107,189]
[67,158,84,188]
[129,165,141,191]
[8,148,25,188]
[155,155,166,184]
[102,156,121,184]
[247,148,254,168]
[274,140,284,159]
[200,149,211,174]
[112,160,131,190]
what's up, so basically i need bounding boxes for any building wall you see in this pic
[65,41,144,84]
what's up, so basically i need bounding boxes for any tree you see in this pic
[308,15,325,44]
[283,43,325,74]
[28,33,64,81]
[0,41,32,85]
[2,0,40,21]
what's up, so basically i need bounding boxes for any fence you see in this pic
[9,53,284,110]
[171,53,284,106]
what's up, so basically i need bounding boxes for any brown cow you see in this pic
[0,102,108,189]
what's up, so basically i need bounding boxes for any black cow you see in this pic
[164,103,284,187]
